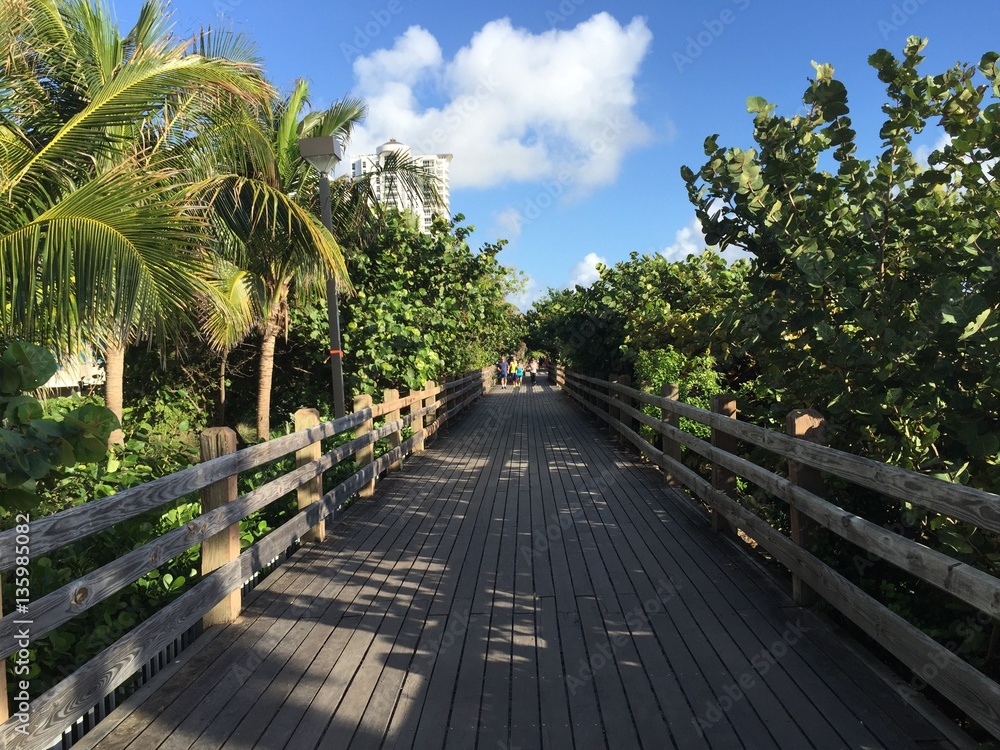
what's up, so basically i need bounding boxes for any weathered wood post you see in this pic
[425,380,438,431]
[0,577,7,723]
[619,374,633,441]
[787,408,826,606]
[294,408,325,543]
[710,394,738,535]
[413,384,426,454]
[200,427,240,627]
[661,383,681,485]
[608,375,620,437]
[415,380,436,453]
[383,388,402,472]
[354,394,375,498]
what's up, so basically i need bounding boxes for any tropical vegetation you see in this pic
[528,37,1000,680]
[0,0,522,700]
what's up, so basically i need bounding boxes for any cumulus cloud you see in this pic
[508,275,545,311]
[662,205,753,264]
[569,252,607,287]
[661,215,705,262]
[914,131,952,166]
[494,208,522,239]
[347,13,653,193]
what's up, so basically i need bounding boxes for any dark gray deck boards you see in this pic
[81,381,959,750]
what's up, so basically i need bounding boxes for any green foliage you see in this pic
[634,347,720,440]
[684,37,1000,494]
[289,211,524,397]
[678,37,1000,676]
[529,38,1000,685]
[0,343,118,519]
[528,250,749,380]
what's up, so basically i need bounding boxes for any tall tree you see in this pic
[682,37,1000,488]
[0,0,269,442]
[195,79,442,438]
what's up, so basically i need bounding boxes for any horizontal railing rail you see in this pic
[552,364,1000,741]
[0,367,494,750]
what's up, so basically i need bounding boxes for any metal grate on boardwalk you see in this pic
[78,381,957,750]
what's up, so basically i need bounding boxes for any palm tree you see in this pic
[0,0,269,442]
[194,79,437,439]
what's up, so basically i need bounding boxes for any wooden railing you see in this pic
[552,364,1000,741]
[0,368,494,750]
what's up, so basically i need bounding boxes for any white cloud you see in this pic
[352,26,442,90]
[347,14,653,193]
[661,215,705,262]
[915,131,952,165]
[569,252,607,287]
[662,205,753,264]
[494,208,522,239]
[507,274,545,311]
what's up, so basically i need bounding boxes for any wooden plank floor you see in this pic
[79,380,960,750]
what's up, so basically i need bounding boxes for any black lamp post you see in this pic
[299,135,346,418]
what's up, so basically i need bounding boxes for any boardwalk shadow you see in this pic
[85,385,959,750]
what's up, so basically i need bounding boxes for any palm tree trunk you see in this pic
[256,316,280,440]
[104,337,127,446]
[216,351,228,427]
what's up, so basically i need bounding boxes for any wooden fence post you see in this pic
[710,394,738,535]
[608,375,619,436]
[294,409,325,543]
[412,385,425,454]
[619,374,633,440]
[424,380,437,434]
[661,383,681,485]
[414,380,435,453]
[0,576,7,723]
[384,389,402,472]
[354,394,375,497]
[787,408,826,606]
[200,427,240,627]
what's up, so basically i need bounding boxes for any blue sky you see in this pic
[115,0,999,308]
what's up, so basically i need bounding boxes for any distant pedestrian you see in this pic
[515,362,523,387]
[498,356,509,389]
[529,358,538,385]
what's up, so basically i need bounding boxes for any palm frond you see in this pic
[199,259,259,352]
[0,161,210,343]
[3,51,269,193]
[191,173,351,293]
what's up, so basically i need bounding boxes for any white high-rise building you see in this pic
[351,139,452,233]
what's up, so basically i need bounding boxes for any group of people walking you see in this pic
[497,355,539,389]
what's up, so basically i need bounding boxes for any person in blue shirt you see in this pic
[498,356,509,389]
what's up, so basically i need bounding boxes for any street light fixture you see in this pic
[299,135,346,418]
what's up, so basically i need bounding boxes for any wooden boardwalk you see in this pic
[78,381,958,750]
